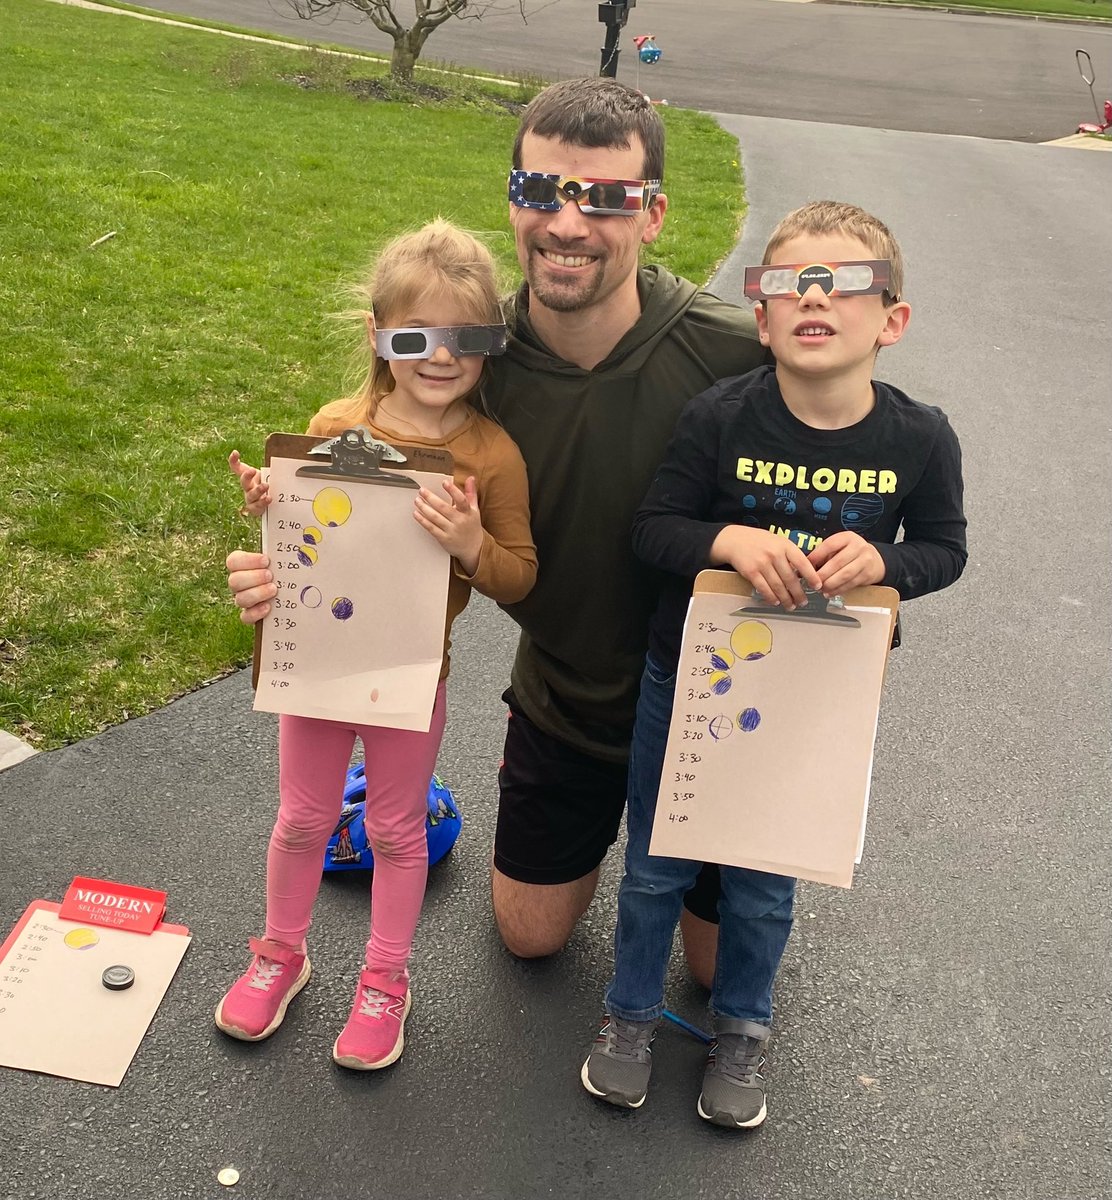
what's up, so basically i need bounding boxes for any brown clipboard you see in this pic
[692,569,900,670]
[250,430,454,688]
[649,569,901,888]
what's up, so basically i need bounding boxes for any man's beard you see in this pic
[526,248,605,313]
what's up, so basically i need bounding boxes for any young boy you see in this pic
[580,201,967,1129]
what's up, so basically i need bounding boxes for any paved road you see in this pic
[6,5,1111,1198]
[2,83,1109,1198]
[113,0,1112,141]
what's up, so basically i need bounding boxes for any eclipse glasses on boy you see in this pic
[374,324,508,360]
[508,170,661,215]
[744,260,896,303]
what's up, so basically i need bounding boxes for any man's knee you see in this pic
[679,907,718,991]
[490,867,598,958]
[496,917,572,960]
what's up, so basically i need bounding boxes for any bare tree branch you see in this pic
[284,1,559,81]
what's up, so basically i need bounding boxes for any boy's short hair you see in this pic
[512,77,665,182]
[763,200,905,303]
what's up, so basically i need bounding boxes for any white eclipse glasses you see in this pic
[744,260,894,301]
[374,324,508,360]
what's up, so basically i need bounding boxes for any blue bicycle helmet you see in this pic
[323,767,462,872]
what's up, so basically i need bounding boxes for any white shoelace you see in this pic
[247,958,285,992]
[357,988,395,1019]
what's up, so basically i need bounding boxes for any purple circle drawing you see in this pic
[331,596,354,621]
[739,707,761,732]
[295,547,316,567]
[300,586,322,608]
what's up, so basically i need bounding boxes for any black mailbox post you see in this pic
[598,0,636,78]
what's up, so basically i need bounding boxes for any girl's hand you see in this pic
[229,450,271,516]
[414,476,483,576]
[807,531,885,596]
[711,525,822,610]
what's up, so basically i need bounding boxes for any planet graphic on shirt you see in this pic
[303,526,323,546]
[313,487,352,528]
[738,707,762,733]
[296,545,318,567]
[841,493,885,532]
[813,496,833,516]
[300,586,322,608]
[730,620,773,662]
[332,596,354,621]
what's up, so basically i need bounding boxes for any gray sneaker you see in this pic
[697,1019,770,1128]
[580,1014,658,1109]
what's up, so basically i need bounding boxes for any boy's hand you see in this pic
[229,450,271,516]
[226,549,276,625]
[414,476,483,577]
[807,532,886,596]
[711,525,823,609]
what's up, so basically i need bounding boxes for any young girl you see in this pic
[216,220,537,1070]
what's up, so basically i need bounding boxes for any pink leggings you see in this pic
[266,681,447,996]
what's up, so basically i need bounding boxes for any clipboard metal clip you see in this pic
[735,587,861,628]
[297,427,419,489]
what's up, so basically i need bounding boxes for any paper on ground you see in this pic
[0,901,190,1087]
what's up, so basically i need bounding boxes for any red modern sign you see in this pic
[58,876,167,934]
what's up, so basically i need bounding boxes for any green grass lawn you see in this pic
[881,0,1110,16]
[1,0,745,748]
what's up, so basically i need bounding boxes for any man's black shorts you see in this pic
[493,688,725,922]
[493,689,628,885]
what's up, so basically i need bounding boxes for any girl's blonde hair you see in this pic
[763,200,905,304]
[319,219,505,429]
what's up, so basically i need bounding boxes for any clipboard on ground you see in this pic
[251,429,454,732]
[649,570,899,888]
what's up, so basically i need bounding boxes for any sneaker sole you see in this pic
[580,1058,647,1109]
[697,1094,767,1129]
[332,991,412,1071]
[214,957,312,1042]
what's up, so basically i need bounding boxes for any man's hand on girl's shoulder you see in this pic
[226,549,276,626]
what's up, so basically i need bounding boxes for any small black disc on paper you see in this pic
[102,965,135,991]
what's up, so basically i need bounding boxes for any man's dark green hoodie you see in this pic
[482,265,765,763]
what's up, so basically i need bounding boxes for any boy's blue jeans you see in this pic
[605,657,796,1026]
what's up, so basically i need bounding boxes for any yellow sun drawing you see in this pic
[730,619,773,661]
[312,487,352,528]
[63,928,100,950]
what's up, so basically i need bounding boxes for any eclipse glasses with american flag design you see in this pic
[744,260,894,302]
[508,170,661,215]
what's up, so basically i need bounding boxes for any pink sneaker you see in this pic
[215,937,311,1042]
[332,970,412,1070]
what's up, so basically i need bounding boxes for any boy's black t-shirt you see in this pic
[633,364,968,674]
